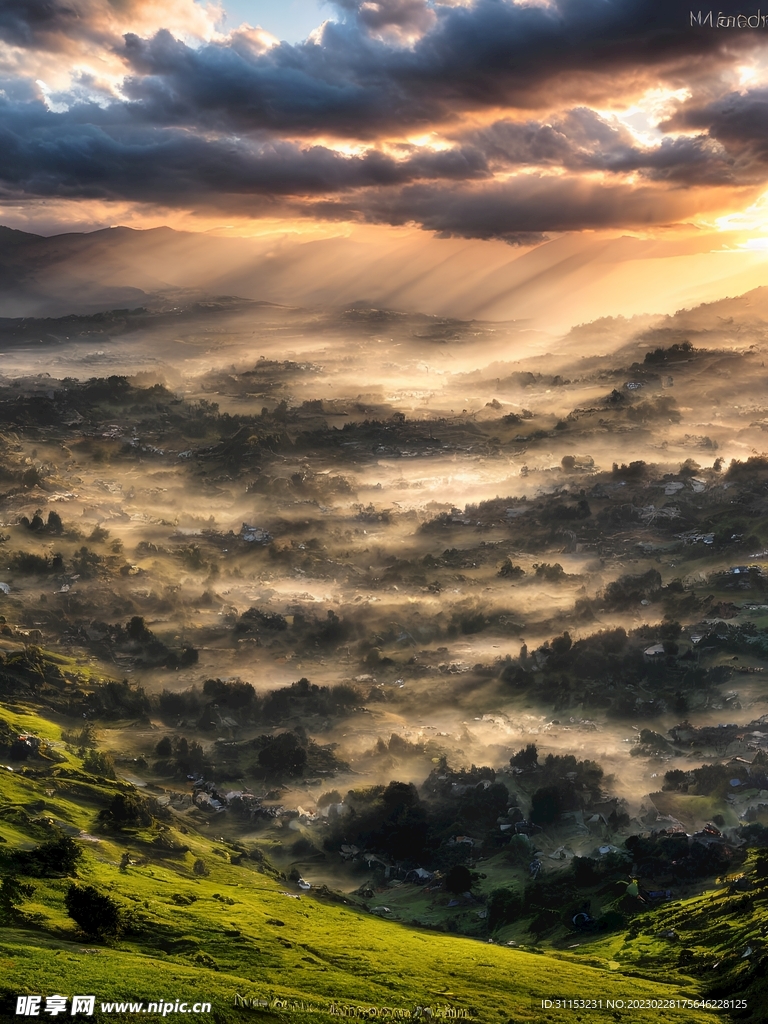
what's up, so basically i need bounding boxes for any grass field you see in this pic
[0,705,733,1024]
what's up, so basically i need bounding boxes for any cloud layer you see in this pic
[0,0,766,238]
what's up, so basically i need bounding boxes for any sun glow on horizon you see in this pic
[715,192,768,253]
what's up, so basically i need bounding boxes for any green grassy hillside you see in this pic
[0,704,731,1024]
[559,864,768,1021]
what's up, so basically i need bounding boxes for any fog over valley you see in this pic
[5,2,768,1019]
[4,271,768,934]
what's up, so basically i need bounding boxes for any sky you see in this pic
[3,1,768,325]
[222,2,328,43]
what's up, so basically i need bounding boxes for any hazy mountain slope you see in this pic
[3,223,768,332]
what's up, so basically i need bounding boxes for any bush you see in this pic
[504,834,532,868]
[530,785,562,825]
[510,743,538,769]
[257,732,308,777]
[155,736,173,758]
[631,730,672,757]
[9,551,54,573]
[82,749,116,779]
[47,510,63,534]
[71,546,101,578]
[127,615,153,642]
[87,678,151,720]
[62,723,96,748]
[193,858,209,876]
[663,769,688,791]
[235,608,288,633]
[313,610,354,644]
[571,857,599,886]
[597,909,626,932]
[158,687,202,720]
[19,511,44,532]
[65,884,122,939]
[291,838,318,858]
[534,563,565,581]
[487,886,523,931]
[538,753,603,794]
[3,832,81,877]
[99,792,155,829]
[9,739,31,761]
[202,677,255,708]
[644,341,693,365]
[689,762,734,798]
[174,737,208,775]
[611,460,649,479]
[445,864,472,894]
[529,908,560,937]
[740,823,768,848]
[0,875,34,923]
[498,559,525,579]
[456,782,509,828]
[603,569,661,609]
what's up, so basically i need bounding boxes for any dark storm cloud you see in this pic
[116,1,746,138]
[0,92,712,239]
[0,96,488,204]
[666,88,768,169]
[470,109,735,185]
[0,0,221,64]
[0,96,739,237]
[0,0,153,51]
[2,0,764,237]
[0,1,82,49]
[308,174,704,241]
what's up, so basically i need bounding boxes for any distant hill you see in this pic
[0,225,256,317]
[3,222,768,331]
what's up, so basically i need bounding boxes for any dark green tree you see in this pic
[155,736,173,758]
[99,793,154,828]
[510,743,538,769]
[6,833,82,876]
[530,785,562,826]
[258,732,307,777]
[82,749,116,779]
[65,884,122,939]
[445,864,472,894]
[0,875,34,923]
[487,887,523,930]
